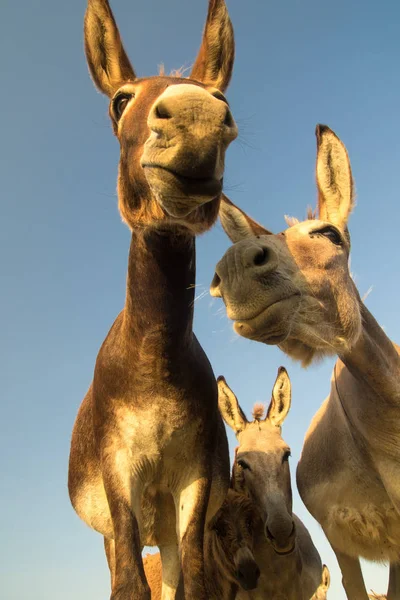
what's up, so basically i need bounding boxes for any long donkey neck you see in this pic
[338,302,400,403]
[123,226,196,355]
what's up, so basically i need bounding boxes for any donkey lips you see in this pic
[143,165,222,198]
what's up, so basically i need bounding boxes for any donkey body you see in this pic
[210,126,400,599]
[218,368,329,600]
[143,490,260,600]
[68,2,237,599]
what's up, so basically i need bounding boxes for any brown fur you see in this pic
[143,490,259,600]
[68,2,237,600]
[212,124,400,599]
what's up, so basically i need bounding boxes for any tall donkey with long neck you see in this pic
[210,126,400,599]
[68,2,237,599]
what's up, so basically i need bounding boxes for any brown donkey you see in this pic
[143,490,261,599]
[68,2,237,599]
[210,126,400,599]
[218,368,328,599]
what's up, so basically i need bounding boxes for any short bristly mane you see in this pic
[252,403,265,421]
[284,206,316,227]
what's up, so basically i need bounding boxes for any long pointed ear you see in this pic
[321,565,330,591]
[315,124,355,229]
[84,0,136,97]
[190,0,235,92]
[266,367,291,427]
[217,376,248,435]
[219,195,273,243]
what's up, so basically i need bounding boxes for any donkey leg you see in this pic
[387,563,400,600]
[176,475,211,600]
[159,544,182,600]
[104,537,116,590]
[103,471,150,600]
[332,547,369,600]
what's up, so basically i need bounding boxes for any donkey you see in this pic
[143,489,261,600]
[68,2,237,599]
[210,125,400,599]
[218,367,328,599]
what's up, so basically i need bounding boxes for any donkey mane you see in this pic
[252,403,265,421]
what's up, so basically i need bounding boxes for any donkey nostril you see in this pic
[155,102,171,120]
[266,525,275,540]
[223,109,234,128]
[210,272,221,290]
[255,567,260,579]
[253,247,269,266]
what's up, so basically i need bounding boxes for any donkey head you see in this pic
[218,367,296,555]
[85,0,237,233]
[209,489,260,591]
[211,125,361,366]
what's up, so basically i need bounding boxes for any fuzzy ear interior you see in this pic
[217,376,248,434]
[219,195,273,243]
[321,564,330,590]
[190,0,235,92]
[266,367,291,427]
[315,124,355,229]
[84,0,136,97]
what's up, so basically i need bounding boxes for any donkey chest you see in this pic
[111,400,205,477]
[316,477,400,561]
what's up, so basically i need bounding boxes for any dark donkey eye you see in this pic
[313,226,343,246]
[237,459,250,471]
[113,93,133,120]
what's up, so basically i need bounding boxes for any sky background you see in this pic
[1,0,400,598]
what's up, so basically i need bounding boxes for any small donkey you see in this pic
[68,1,237,599]
[218,367,329,599]
[143,489,261,599]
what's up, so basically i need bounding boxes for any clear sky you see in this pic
[1,0,399,598]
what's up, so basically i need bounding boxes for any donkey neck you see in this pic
[123,226,196,351]
[338,302,400,405]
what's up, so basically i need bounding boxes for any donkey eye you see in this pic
[237,459,250,471]
[313,226,343,246]
[282,450,291,463]
[211,90,229,105]
[113,93,133,120]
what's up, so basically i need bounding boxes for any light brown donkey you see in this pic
[210,125,400,599]
[68,2,237,599]
[218,367,329,599]
[143,489,261,599]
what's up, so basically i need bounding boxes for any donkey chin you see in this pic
[143,164,223,218]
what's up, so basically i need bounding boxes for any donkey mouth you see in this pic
[233,294,301,343]
[143,165,222,212]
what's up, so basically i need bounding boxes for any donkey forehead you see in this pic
[113,76,213,102]
[238,423,287,452]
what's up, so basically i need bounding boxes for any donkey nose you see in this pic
[265,519,296,553]
[148,85,237,140]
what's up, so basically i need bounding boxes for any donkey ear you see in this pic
[219,195,273,243]
[315,124,355,229]
[84,0,136,97]
[217,376,247,435]
[190,0,235,92]
[321,565,331,591]
[266,367,291,427]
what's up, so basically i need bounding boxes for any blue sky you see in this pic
[1,0,399,598]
